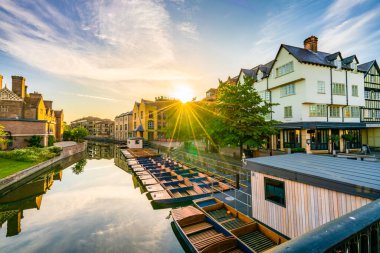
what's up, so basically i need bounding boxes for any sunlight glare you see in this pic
[173,85,194,103]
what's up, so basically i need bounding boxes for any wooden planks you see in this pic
[251,172,372,238]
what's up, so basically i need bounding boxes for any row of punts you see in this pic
[172,197,288,253]
[126,156,232,204]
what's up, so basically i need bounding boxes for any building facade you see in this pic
[0,75,64,148]
[132,98,177,141]
[359,60,380,148]
[70,116,114,138]
[94,119,114,138]
[247,154,376,238]
[236,36,366,153]
[114,111,132,141]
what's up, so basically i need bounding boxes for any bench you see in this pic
[194,233,227,250]
[183,222,214,235]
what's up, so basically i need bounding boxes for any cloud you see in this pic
[177,22,199,40]
[323,0,367,23]
[76,94,118,102]
[0,0,192,88]
[318,2,380,60]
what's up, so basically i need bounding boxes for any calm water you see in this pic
[0,143,185,253]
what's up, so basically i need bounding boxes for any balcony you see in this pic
[268,198,380,253]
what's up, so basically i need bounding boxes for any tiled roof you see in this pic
[358,60,379,74]
[282,44,335,67]
[0,87,23,101]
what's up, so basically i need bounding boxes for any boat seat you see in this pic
[182,222,213,235]
[172,192,182,198]
[194,234,228,250]
[188,229,218,243]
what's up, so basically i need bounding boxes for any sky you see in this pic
[0,0,380,122]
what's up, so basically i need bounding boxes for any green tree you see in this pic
[216,76,278,157]
[0,124,9,148]
[63,129,73,141]
[48,135,56,146]
[72,127,89,142]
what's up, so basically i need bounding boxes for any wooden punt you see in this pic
[172,206,252,253]
[145,184,165,192]
[193,197,288,253]
[141,178,158,186]
[138,174,154,180]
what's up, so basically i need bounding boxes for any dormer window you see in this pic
[334,60,342,69]
[351,62,357,71]
[257,71,263,81]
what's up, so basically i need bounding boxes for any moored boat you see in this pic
[172,206,253,253]
[193,197,288,252]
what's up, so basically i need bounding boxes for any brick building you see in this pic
[0,75,64,148]
[70,116,114,138]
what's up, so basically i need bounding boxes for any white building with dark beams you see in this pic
[358,60,380,148]
[237,36,366,154]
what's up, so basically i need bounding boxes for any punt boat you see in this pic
[172,206,253,253]
[193,197,288,252]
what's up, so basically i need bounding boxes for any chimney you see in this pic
[0,75,2,90]
[304,35,318,52]
[11,76,26,98]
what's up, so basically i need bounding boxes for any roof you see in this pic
[134,125,144,132]
[206,88,217,93]
[247,153,380,199]
[358,60,379,75]
[0,87,23,101]
[282,44,336,68]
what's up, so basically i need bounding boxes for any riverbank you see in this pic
[0,142,87,191]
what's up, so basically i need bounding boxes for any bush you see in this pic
[26,135,43,148]
[48,146,62,155]
[291,147,306,153]
[63,130,72,141]
[0,147,58,163]
[48,135,56,146]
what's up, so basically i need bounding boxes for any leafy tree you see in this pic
[0,124,9,148]
[329,134,340,153]
[26,135,43,147]
[63,129,73,141]
[72,127,89,142]
[215,76,278,157]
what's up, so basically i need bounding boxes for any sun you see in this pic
[173,85,194,103]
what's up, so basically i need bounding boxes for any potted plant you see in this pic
[341,134,353,153]
[329,134,340,156]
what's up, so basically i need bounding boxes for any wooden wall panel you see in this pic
[251,172,372,238]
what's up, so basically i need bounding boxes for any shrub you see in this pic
[291,147,306,153]
[26,135,43,148]
[48,146,62,155]
[63,130,72,141]
[0,147,58,163]
[48,135,56,146]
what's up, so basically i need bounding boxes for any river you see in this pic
[0,142,186,253]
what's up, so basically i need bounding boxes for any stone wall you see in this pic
[0,142,87,191]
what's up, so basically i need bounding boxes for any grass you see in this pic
[0,158,37,179]
[0,146,62,179]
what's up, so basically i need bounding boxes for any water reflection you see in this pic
[0,169,62,237]
[0,142,184,253]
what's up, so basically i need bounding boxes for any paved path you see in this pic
[54,141,77,148]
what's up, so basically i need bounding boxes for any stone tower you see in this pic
[11,76,26,99]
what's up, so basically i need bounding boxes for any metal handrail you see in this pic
[267,198,380,253]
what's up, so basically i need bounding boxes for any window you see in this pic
[352,85,358,97]
[125,124,127,130]
[149,111,153,119]
[148,120,154,129]
[280,84,296,97]
[140,111,143,119]
[134,122,136,129]
[259,91,270,102]
[0,105,9,112]
[134,113,136,120]
[317,81,325,94]
[257,71,263,81]
[351,62,357,71]
[284,106,292,118]
[334,59,342,69]
[276,61,294,77]
[365,90,370,99]
[332,83,345,96]
[330,106,340,118]
[344,106,360,118]
[283,129,301,148]
[309,104,327,117]
[265,178,286,207]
